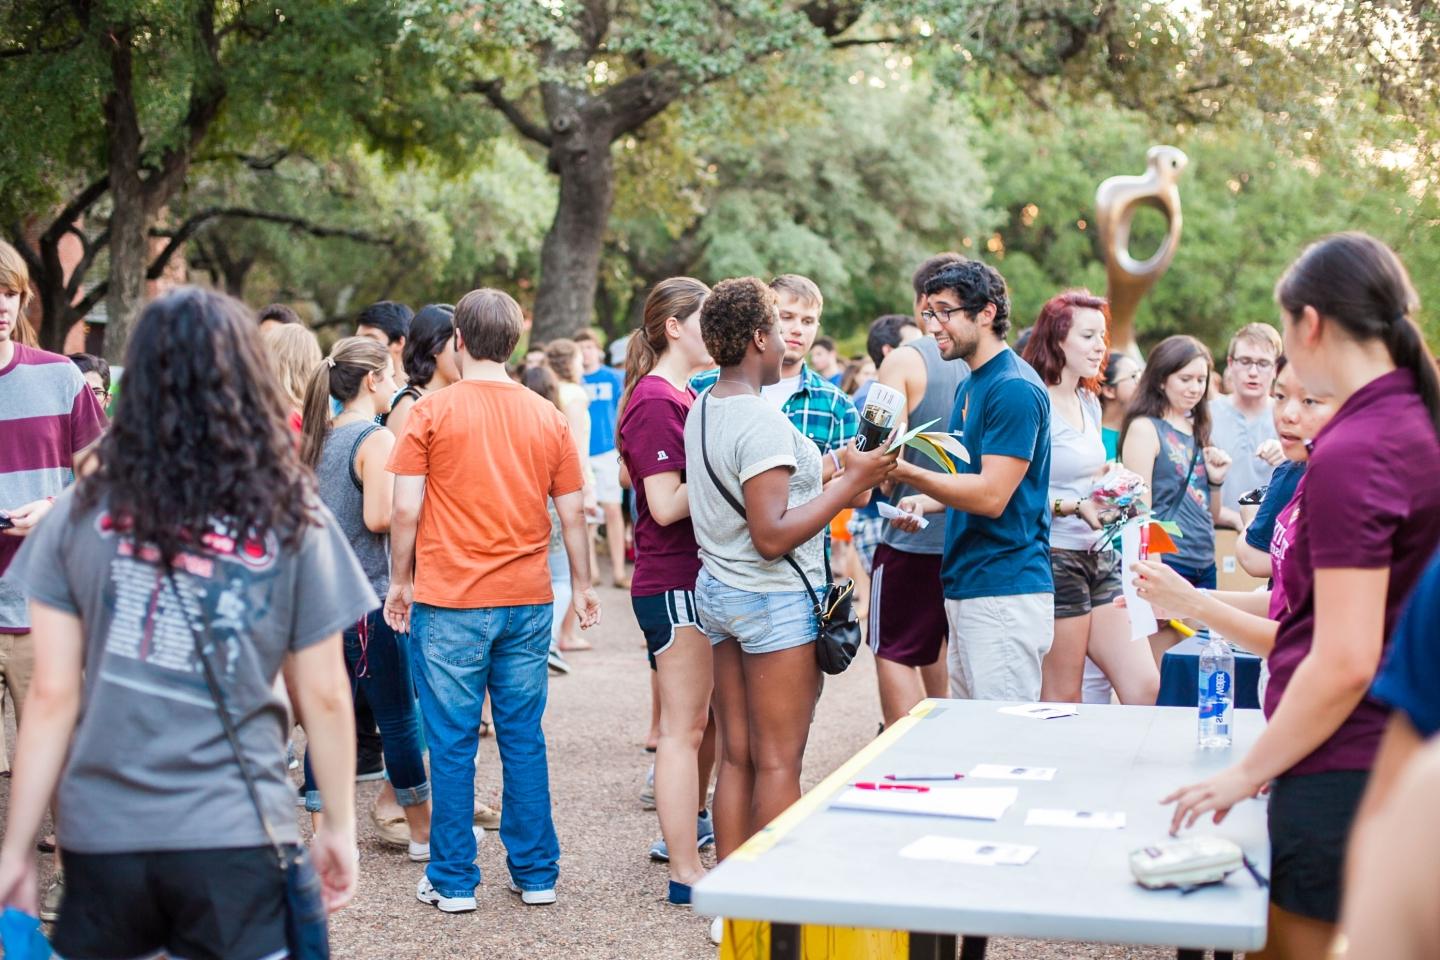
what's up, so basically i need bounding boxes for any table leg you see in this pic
[908,932,957,959]
[770,923,801,960]
[959,936,988,960]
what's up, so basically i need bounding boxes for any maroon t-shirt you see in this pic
[1265,368,1440,776]
[617,375,702,596]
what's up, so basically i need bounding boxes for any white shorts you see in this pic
[943,594,1054,702]
[590,452,623,504]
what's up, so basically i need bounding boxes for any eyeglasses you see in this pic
[1229,356,1274,372]
[921,306,966,325]
[1107,371,1140,385]
[90,386,110,403]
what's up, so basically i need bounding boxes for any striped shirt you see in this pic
[0,343,106,632]
[691,364,859,455]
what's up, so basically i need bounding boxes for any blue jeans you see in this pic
[302,610,429,812]
[410,602,559,898]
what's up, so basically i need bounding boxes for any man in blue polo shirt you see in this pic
[576,328,629,588]
[888,259,1053,701]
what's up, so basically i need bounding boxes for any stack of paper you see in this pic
[899,836,1038,866]
[831,786,1018,821]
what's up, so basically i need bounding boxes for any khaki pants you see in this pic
[0,632,36,774]
[943,594,1054,702]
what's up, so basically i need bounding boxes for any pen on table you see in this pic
[853,781,930,792]
[882,773,965,781]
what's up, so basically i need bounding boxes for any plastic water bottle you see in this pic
[1198,633,1234,749]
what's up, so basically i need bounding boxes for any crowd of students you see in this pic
[0,229,1438,959]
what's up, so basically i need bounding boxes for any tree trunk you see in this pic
[101,31,147,363]
[104,188,148,363]
[530,124,614,344]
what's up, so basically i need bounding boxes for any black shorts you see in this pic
[1051,547,1122,619]
[54,846,290,960]
[1267,769,1369,923]
[868,545,947,667]
[632,589,700,671]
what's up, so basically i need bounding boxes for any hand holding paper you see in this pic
[878,500,929,530]
[887,418,970,473]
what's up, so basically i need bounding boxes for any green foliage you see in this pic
[606,58,995,336]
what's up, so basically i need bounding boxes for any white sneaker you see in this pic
[709,916,724,945]
[506,880,556,905]
[416,875,477,913]
[408,826,485,863]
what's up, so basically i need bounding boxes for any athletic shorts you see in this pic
[1268,769,1369,923]
[695,569,816,656]
[590,452,623,504]
[632,588,700,671]
[1051,547,1122,619]
[54,845,292,960]
[868,544,948,667]
[846,514,885,574]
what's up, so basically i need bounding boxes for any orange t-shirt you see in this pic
[387,379,583,608]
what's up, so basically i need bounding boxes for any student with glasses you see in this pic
[1211,323,1287,527]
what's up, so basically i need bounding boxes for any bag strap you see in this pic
[699,392,827,610]
[1151,417,1203,522]
[163,565,288,870]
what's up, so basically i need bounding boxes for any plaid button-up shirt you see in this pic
[691,364,859,454]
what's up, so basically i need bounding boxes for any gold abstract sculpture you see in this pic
[1095,145,1189,357]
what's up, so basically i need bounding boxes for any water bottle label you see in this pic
[1205,670,1232,700]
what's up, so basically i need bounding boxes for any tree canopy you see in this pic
[3,0,1437,356]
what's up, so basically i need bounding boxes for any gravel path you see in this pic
[5,582,1197,959]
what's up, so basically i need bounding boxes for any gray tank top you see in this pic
[1147,417,1215,568]
[317,420,391,594]
[881,336,969,555]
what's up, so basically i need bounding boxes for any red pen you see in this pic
[854,781,930,792]
[882,773,964,782]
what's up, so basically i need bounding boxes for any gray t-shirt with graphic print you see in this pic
[3,489,376,854]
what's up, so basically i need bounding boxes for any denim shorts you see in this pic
[694,568,817,655]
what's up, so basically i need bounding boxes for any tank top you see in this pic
[1047,391,1106,551]
[881,336,969,555]
[1147,417,1215,568]
[317,420,391,594]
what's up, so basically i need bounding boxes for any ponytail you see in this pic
[616,277,710,454]
[298,359,335,470]
[1276,232,1438,437]
[298,337,393,470]
[1387,314,1440,436]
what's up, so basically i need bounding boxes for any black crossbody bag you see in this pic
[699,394,862,674]
[164,569,330,959]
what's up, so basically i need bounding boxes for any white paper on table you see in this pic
[899,835,1037,866]
[969,764,1057,782]
[830,786,1018,821]
[1024,808,1127,830]
[1120,521,1158,641]
[877,500,930,529]
[997,703,1079,720]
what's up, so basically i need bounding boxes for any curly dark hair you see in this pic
[923,259,1012,338]
[700,277,777,367]
[402,303,455,386]
[76,287,317,562]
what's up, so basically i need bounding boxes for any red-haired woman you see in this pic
[1022,291,1159,704]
